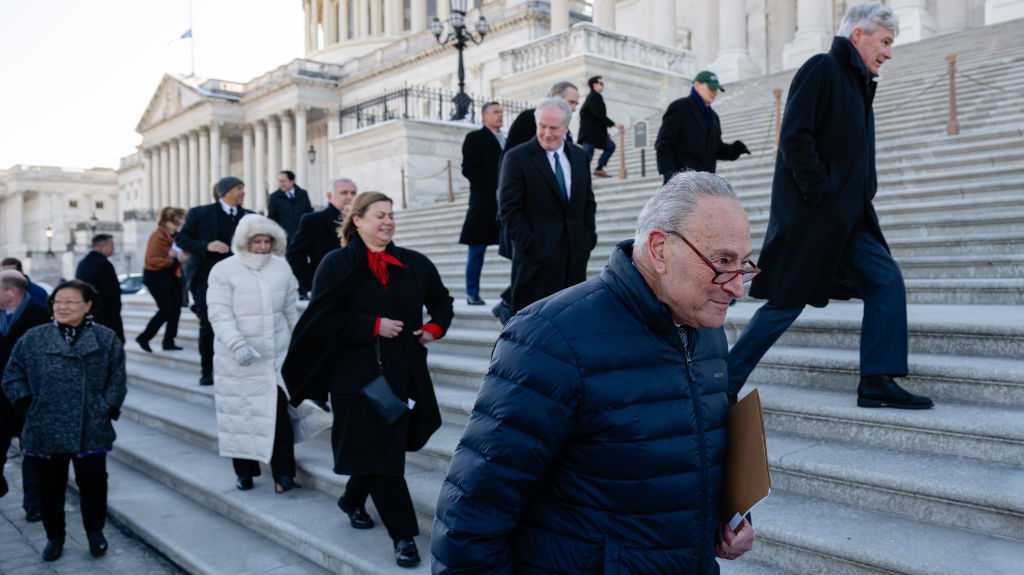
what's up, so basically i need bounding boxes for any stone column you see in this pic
[327,108,339,187]
[550,0,569,33]
[985,0,1024,25]
[189,131,200,206]
[936,0,969,34]
[411,0,426,32]
[221,138,231,180]
[150,148,159,210]
[242,127,254,211]
[709,0,761,82]
[295,107,308,187]
[891,0,934,43]
[767,0,797,73]
[199,128,210,199]
[281,113,294,175]
[9,191,24,250]
[170,140,180,207]
[783,0,834,70]
[340,0,350,40]
[437,0,449,26]
[255,120,267,213]
[385,0,401,35]
[325,0,338,43]
[161,144,171,208]
[210,122,222,185]
[593,0,615,29]
[312,0,322,49]
[652,0,676,46]
[268,115,281,189]
[371,0,383,36]
[181,137,191,207]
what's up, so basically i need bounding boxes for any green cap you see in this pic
[694,70,724,92]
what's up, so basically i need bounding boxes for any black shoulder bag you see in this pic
[360,339,407,424]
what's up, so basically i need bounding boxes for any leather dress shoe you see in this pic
[162,342,184,351]
[87,531,108,557]
[394,538,421,568]
[236,476,254,491]
[466,295,486,306]
[199,375,214,387]
[42,538,64,562]
[135,335,153,353]
[274,475,302,494]
[857,375,934,409]
[337,498,375,529]
[593,168,611,178]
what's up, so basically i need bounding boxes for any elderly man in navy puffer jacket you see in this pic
[432,172,758,574]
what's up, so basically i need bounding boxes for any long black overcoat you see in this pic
[750,36,886,308]
[654,92,746,177]
[458,127,502,246]
[176,202,250,291]
[282,234,454,476]
[577,90,614,147]
[268,186,314,241]
[76,251,124,342]
[286,204,343,294]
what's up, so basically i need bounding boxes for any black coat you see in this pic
[577,90,615,147]
[75,251,124,342]
[0,302,49,438]
[268,186,314,241]
[458,128,503,246]
[750,36,884,308]
[432,242,731,574]
[499,139,596,311]
[286,204,343,294]
[282,235,454,476]
[655,91,748,177]
[176,202,250,290]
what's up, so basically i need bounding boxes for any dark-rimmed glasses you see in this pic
[663,230,760,285]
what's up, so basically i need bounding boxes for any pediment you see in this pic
[136,75,206,133]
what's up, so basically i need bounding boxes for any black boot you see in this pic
[199,375,213,387]
[394,538,421,568]
[337,497,375,529]
[857,375,934,409]
[236,476,254,491]
[87,531,108,557]
[42,538,64,562]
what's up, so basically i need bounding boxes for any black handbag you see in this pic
[360,340,407,424]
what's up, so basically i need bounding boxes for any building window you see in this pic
[69,199,78,208]
[96,201,105,209]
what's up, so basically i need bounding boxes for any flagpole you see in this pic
[189,0,195,77]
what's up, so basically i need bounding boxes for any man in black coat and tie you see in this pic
[655,70,750,183]
[269,170,314,296]
[175,176,249,386]
[499,98,597,313]
[578,75,617,178]
[75,234,124,342]
[287,177,358,298]
[459,102,504,306]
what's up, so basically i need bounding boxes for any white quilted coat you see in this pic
[207,214,299,463]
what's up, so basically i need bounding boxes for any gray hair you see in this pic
[535,98,573,127]
[838,3,899,38]
[633,172,739,246]
[0,270,28,294]
[332,177,357,190]
[548,81,578,98]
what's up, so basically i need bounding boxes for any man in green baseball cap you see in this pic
[654,70,750,183]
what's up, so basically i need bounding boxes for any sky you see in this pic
[0,1,304,171]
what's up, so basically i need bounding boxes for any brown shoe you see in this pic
[593,169,611,178]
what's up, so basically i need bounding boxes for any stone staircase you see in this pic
[110,21,1024,575]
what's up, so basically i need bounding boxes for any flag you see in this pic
[180,28,192,39]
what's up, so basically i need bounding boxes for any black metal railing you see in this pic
[338,85,529,133]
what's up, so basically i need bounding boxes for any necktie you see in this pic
[553,152,568,201]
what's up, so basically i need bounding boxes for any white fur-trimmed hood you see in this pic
[231,214,287,257]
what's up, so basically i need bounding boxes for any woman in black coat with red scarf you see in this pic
[282,191,453,569]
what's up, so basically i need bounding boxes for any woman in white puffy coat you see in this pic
[207,214,301,493]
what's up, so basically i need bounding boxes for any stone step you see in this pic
[100,458,332,575]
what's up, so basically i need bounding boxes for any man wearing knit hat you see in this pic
[175,176,250,386]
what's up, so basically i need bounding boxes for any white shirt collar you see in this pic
[219,199,236,215]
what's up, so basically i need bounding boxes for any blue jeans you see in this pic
[582,136,616,170]
[466,245,487,299]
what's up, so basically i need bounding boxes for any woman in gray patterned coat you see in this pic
[1,280,127,563]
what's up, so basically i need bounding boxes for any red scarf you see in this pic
[366,249,405,286]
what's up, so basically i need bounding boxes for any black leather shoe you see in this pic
[162,342,184,351]
[236,476,254,491]
[25,509,41,522]
[337,498,375,529]
[274,476,301,494]
[394,538,421,568]
[135,335,153,353]
[42,538,64,562]
[87,531,108,557]
[857,375,934,409]
[199,375,214,387]
[466,295,486,306]
[491,301,512,326]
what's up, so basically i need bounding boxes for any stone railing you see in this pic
[499,22,696,77]
[198,79,246,100]
[245,59,345,99]
[6,165,117,183]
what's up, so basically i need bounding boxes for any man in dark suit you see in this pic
[459,102,504,306]
[499,98,596,314]
[729,4,932,410]
[176,176,249,386]
[268,170,314,239]
[655,70,750,183]
[287,177,357,298]
[75,234,124,342]
[0,270,49,515]
[578,75,617,178]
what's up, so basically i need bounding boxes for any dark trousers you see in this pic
[465,245,487,299]
[341,474,418,542]
[190,284,214,378]
[140,268,182,345]
[582,136,616,170]
[232,389,296,480]
[0,407,41,513]
[727,229,909,394]
[31,453,107,541]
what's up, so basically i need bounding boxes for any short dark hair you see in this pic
[588,76,603,90]
[92,234,114,247]
[0,272,28,293]
[49,279,98,309]
[0,257,23,272]
[481,101,501,116]
[280,170,296,182]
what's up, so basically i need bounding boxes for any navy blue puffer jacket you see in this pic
[432,241,731,574]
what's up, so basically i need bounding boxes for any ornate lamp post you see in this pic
[45,225,54,256]
[307,144,317,165]
[431,0,490,121]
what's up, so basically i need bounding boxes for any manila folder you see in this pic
[721,388,771,530]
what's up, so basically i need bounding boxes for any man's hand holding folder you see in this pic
[717,388,771,561]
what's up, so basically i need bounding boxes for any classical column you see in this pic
[189,131,200,206]
[340,0,350,40]
[267,115,281,189]
[708,0,760,82]
[161,144,171,208]
[783,0,834,70]
[141,151,151,211]
[411,0,426,32]
[295,107,308,187]
[385,0,401,35]
[327,108,339,187]
[210,122,222,185]
[149,148,159,210]
[242,127,254,211]
[325,0,338,43]
[986,0,1024,25]
[280,112,294,175]
[9,191,24,249]
[767,0,797,73]
[436,0,449,27]
[177,137,189,207]
[891,0,935,43]
[652,0,676,46]
[254,120,267,213]
[169,140,179,208]
[936,0,969,34]
[199,128,210,199]
[371,0,383,36]
[550,0,569,33]
[304,0,314,53]
[593,0,615,29]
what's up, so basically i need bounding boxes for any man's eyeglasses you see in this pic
[663,230,760,285]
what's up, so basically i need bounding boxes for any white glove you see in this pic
[234,344,261,367]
